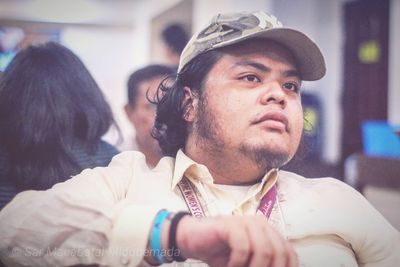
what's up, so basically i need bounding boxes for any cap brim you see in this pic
[213,28,326,81]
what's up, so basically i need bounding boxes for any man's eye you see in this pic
[240,75,260,83]
[283,82,300,92]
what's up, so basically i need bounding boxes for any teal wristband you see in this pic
[150,209,171,264]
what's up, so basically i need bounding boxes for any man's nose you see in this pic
[260,81,286,108]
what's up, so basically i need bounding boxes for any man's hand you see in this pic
[176,215,298,267]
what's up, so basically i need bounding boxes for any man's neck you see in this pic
[184,143,266,186]
[136,136,161,167]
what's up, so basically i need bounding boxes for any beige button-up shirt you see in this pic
[0,150,398,267]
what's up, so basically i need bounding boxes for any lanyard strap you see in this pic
[177,176,206,218]
[177,176,277,219]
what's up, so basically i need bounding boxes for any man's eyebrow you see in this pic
[233,60,270,72]
[232,60,301,79]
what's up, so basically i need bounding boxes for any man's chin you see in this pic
[239,145,291,170]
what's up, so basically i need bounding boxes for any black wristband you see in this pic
[168,211,191,262]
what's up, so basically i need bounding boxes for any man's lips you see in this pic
[253,112,289,131]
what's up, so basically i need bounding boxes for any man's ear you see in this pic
[182,86,198,122]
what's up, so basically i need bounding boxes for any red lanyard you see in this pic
[177,176,277,219]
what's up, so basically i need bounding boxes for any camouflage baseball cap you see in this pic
[178,11,326,81]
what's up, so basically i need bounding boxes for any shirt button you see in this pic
[120,256,130,265]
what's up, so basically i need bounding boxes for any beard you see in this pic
[238,145,290,170]
[194,93,291,171]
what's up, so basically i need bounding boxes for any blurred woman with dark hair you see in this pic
[0,42,119,209]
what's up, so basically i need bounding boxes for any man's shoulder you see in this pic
[108,150,146,167]
[109,151,175,171]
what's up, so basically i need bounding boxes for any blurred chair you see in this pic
[345,153,400,230]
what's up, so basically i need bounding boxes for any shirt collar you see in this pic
[171,149,279,197]
[171,149,210,189]
[256,168,279,200]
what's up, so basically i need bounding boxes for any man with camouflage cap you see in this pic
[0,11,398,267]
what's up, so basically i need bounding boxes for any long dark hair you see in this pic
[152,50,223,156]
[0,42,116,189]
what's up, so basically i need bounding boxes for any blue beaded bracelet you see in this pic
[150,209,171,264]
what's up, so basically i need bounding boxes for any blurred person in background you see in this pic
[123,64,175,167]
[0,42,119,209]
[161,23,189,66]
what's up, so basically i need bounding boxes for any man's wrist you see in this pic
[168,211,191,262]
[174,214,192,260]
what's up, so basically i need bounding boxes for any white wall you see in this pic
[60,26,137,144]
[0,0,137,26]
